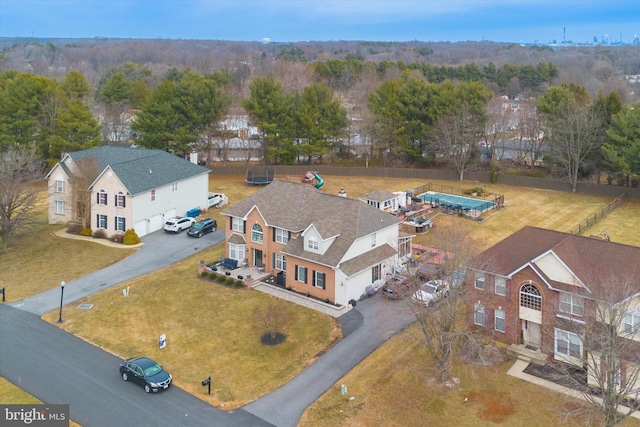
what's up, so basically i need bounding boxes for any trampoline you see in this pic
[246,167,275,185]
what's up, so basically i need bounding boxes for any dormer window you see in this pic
[308,238,319,251]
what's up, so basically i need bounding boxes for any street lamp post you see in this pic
[57,281,65,323]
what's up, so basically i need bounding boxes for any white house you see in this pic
[46,146,210,237]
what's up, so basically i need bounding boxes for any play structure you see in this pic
[246,167,275,185]
[302,171,324,189]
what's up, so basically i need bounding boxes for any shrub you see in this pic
[209,272,217,280]
[235,280,243,287]
[226,277,235,285]
[111,233,124,244]
[67,221,83,235]
[122,229,141,245]
[92,229,107,239]
[80,228,92,237]
[201,271,210,278]
[217,275,226,283]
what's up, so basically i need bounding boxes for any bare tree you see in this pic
[546,105,603,191]
[483,95,513,166]
[67,156,101,229]
[404,218,481,383]
[549,273,640,427]
[434,103,483,181]
[0,148,43,252]
[253,298,291,344]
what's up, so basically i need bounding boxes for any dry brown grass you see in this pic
[4,173,640,424]
[0,378,81,427]
[299,323,640,427]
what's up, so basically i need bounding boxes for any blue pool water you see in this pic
[419,191,495,213]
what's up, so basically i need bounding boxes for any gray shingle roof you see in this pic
[68,146,210,195]
[223,180,401,267]
[363,189,398,202]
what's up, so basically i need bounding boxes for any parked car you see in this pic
[381,275,411,300]
[119,357,172,393]
[163,216,195,233]
[417,263,442,281]
[187,218,217,238]
[412,280,449,306]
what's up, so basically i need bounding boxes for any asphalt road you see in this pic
[1,228,416,427]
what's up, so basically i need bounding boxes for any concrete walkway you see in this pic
[507,359,640,421]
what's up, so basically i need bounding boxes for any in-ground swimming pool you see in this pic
[419,191,495,214]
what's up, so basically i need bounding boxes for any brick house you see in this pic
[466,226,640,375]
[221,180,412,306]
[45,146,210,237]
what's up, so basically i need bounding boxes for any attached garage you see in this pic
[149,214,164,232]
[134,220,147,237]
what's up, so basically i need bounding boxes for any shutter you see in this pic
[304,267,307,284]
[288,231,291,241]
[272,227,276,242]
[321,273,326,289]
[243,221,246,233]
[312,271,316,286]
[272,253,275,268]
[230,218,233,230]
[621,363,627,389]
[294,265,298,281]
[96,193,99,203]
[114,195,117,206]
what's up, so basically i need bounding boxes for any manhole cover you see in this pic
[77,304,94,310]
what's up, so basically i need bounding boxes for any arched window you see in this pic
[520,283,542,311]
[251,223,263,243]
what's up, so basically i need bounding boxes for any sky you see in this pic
[1,0,639,45]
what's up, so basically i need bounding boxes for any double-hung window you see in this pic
[559,293,584,316]
[495,277,506,296]
[555,328,582,361]
[474,303,485,326]
[296,266,307,284]
[97,190,108,205]
[115,216,126,232]
[495,309,505,332]
[314,271,326,289]
[55,200,64,215]
[275,228,289,244]
[97,214,107,229]
[231,217,244,232]
[475,273,485,290]
[274,253,286,271]
[55,180,64,193]
[624,313,640,337]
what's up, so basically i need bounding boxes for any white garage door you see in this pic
[149,214,163,232]
[134,220,147,237]
[164,208,176,220]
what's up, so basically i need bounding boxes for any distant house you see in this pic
[466,226,640,380]
[222,180,412,305]
[46,146,210,237]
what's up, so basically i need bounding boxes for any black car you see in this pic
[187,218,217,238]
[119,357,172,393]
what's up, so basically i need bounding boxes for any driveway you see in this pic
[9,229,224,316]
[1,229,416,426]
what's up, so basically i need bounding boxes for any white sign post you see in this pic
[159,333,167,349]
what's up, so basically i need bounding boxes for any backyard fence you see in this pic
[571,193,628,236]
[208,165,640,200]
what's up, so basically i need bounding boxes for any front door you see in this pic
[522,320,541,348]
[254,249,263,268]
